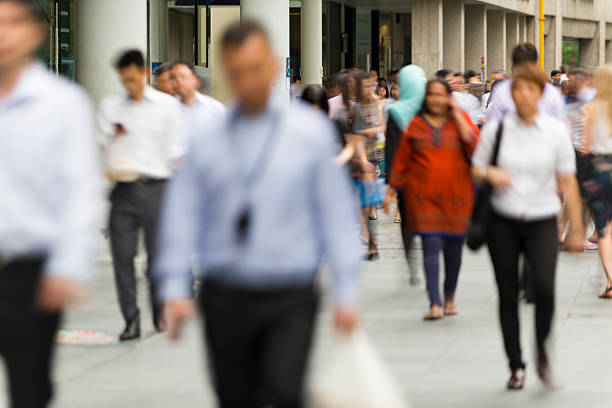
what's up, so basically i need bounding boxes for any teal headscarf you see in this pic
[388,65,427,130]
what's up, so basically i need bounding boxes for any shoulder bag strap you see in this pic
[491,121,504,166]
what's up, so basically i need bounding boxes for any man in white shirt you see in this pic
[171,62,226,140]
[0,0,101,406]
[99,50,186,341]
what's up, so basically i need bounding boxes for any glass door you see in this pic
[36,0,75,80]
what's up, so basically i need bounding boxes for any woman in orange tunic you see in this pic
[383,79,479,320]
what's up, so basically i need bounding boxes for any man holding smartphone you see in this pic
[99,49,185,341]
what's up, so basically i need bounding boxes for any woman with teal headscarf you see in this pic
[384,65,427,284]
[385,65,427,181]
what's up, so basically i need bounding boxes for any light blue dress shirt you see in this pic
[154,98,362,305]
[0,64,102,281]
[180,92,226,142]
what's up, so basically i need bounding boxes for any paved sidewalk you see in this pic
[0,211,610,408]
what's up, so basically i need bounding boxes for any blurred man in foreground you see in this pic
[171,61,226,140]
[99,50,185,341]
[155,21,361,408]
[0,0,101,406]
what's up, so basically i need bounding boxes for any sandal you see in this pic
[394,218,401,223]
[599,287,612,299]
[423,310,443,321]
[444,306,458,316]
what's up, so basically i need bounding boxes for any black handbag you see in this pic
[466,123,504,251]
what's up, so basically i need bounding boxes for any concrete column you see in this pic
[506,13,519,69]
[75,0,148,104]
[464,4,486,74]
[519,15,527,43]
[487,9,506,73]
[442,0,464,72]
[544,16,556,74]
[411,0,443,77]
[301,0,323,85]
[149,0,169,67]
[241,0,290,98]
[600,20,606,66]
[554,0,563,70]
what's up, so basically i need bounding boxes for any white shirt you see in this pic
[590,112,612,154]
[473,112,576,221]
[0,63,102,281]
[180,92,226,141]
[453,91,481,125]
[99,86,186,179]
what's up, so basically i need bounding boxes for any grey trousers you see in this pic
[109,180,166,327]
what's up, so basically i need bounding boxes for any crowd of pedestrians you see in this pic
[3,0,612,406]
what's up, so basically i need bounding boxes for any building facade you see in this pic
[36,0,612,102]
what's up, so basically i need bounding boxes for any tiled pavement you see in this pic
[0,209,610,408]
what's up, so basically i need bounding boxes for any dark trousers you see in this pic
[487,213,558,370]
[0,259,60,408]
[109,180,166,327]
[199,283,319,408]
[397,194,414,261]
[422,235,464,307]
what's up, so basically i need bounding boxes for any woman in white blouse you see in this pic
[472,63,583,391]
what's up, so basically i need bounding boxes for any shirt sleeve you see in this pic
[486,82,510,123]
[312,118,362,306]
[472,119,500,169]
[97,97,116,148]
[555,121,577,175]
[154,141,207,302]
[45,90,103,282]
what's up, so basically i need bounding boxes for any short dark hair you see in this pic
[512,62,547,93]
[115,49,145,70]
[560,64,570,74]
[435,69,452,80]
[551,69,561,77]
[464,70,478,80]
[301,85,329,114]
[221,20,270,50]
[153,62,173,76]
[511,43,538,65]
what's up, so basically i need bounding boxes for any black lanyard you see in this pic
[228,109,283,243]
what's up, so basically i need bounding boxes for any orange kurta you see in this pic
[390,112,480,236]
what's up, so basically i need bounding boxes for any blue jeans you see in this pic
[422,235,464,307]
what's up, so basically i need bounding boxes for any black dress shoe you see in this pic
[119,319,141,341]
[507,368,526,390]
[537,348,554,387]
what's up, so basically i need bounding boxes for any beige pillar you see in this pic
[411,0,443,77]
[149,0,169,67]
[506,13,519,69]
[442,0,464,72]
[487,9,506,73]
[75,0,148,104]
[241,0,290,98]
[464,4,486,74]
[301,0,323,85]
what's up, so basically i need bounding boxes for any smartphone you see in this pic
[113,123,127,136]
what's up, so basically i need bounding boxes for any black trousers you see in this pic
[0,259,61,408]
[109,180,166,327]
[199,282,319,408]
[487,213,558,370]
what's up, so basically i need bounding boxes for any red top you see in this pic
[390,112,480,236]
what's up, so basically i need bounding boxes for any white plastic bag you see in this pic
[309,331,408,408]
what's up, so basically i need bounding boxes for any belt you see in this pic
[0,253,44,270]
[118,176,167,185]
